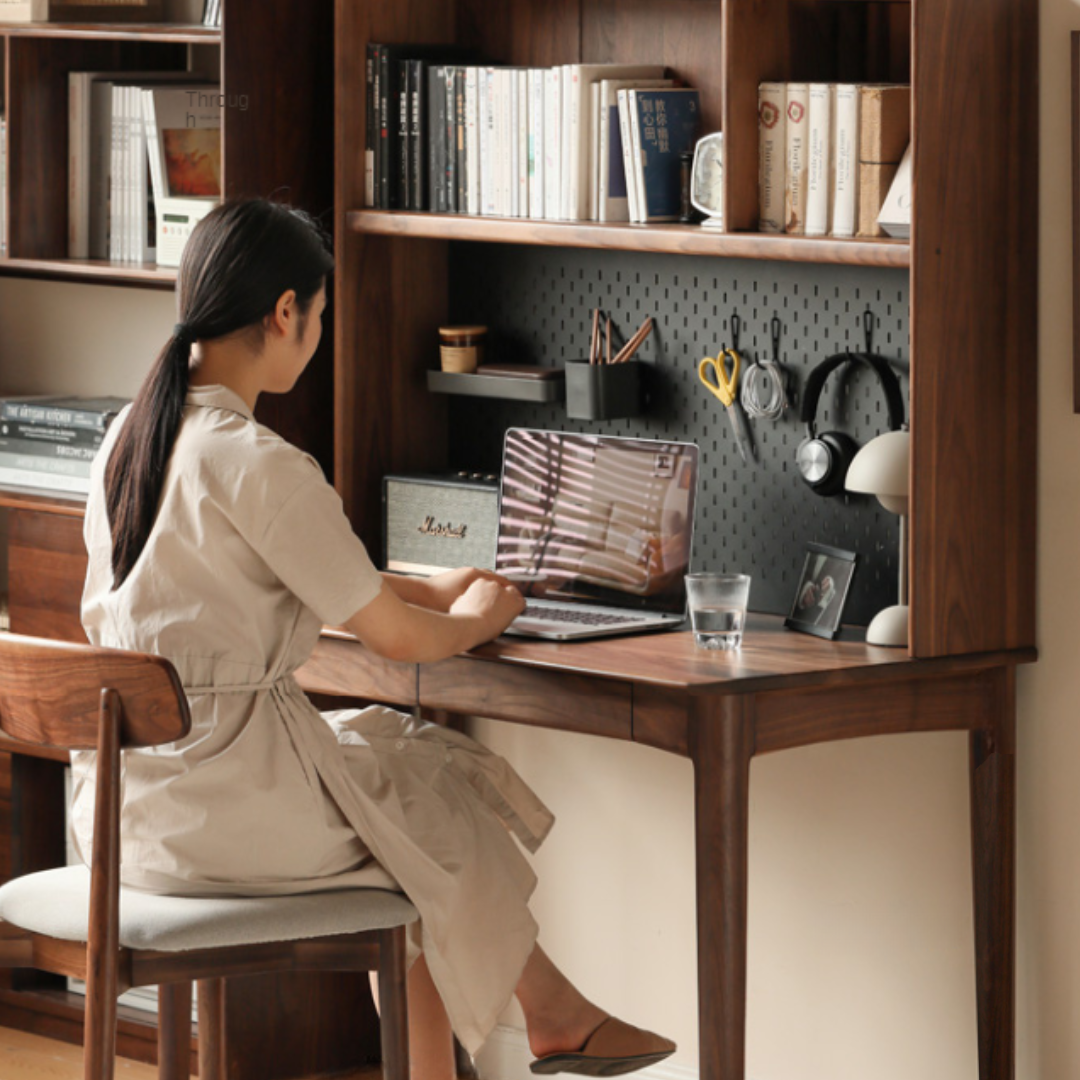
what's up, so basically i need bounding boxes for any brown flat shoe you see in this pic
[528,1017,676,1076]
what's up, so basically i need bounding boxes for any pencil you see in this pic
[589,309,601,365]
[605,316,612,365]
[613,316,654,364]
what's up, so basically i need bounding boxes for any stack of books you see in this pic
[757,82,910,239]
[0,396,128,496]
[0,115,6,256]
[201,0,220,27]
[365,48,700,225]
[68,72,221,266]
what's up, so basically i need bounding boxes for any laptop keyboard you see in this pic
[521,604,643,627]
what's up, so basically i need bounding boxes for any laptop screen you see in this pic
[496,429,699,615]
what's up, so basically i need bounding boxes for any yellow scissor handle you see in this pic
[698,349,740,408]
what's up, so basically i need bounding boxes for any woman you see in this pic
[71,199,674,1079]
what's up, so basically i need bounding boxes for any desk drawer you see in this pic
[420,658,632,739]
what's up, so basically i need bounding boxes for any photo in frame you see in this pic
[784,542,858,640]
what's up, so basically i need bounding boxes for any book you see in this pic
[627,88,700,222]
[877,140,912,239]
[364,44,377,207]
[397,60,411,213]
[527,68,544,220]
[408,59,426,211]
[0,396,128,432]
[0,465,90,495]
[0,116,6,256]
[856,84,911,237]
[443,65,457,212]
[0,451,92,478]
[543,68,561,221]
[455,68,468,214]
[480,67,496,215]
[563,63,665,221]
[804,83,833,237]
[0,431,102,458]
[757,82,786,233]
[831,83,860,237]
[465,67,480,215]
[597,78,674,223]
[517,69,529,219]
[616,89,642,223]
[784,83,809,235]
[428,66,450,214]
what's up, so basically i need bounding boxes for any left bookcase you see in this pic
[0,3,338,1071]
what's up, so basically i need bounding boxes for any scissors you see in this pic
[698,348,757,463]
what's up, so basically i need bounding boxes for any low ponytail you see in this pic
[104,199,334,588]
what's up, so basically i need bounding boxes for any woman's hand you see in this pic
[449,577,525,637]
[426,566,520,612]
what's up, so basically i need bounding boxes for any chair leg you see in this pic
[82,979,118,1080]
[377,927,411,1080]
[158,982,193,1080]
[197,978,227,1080]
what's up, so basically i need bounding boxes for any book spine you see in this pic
[429,67,449,214]
[480,68,496,216]
[757,81,786,233]
[560,66,574,219]
[465,68,480,215]
[617,90,639,223]
[495,69,511,216]
[410,60,425,211]
[372,45,384,208]
[528,69,544,220]
[365,44,377,208]
[109,85,121,261]
[0,429,102,454]
[89,82,111,259]
[804,83,832,237]
[588,81,600,221]
[784,82,809,235]
[0,452,92,478]
[0,403,117,431]
[444,66,457,213]
[544,68,561,221]
[831,83,859,237]
[378,48,393,209]
[0,467,90,495]
[397,61,410,211]
[455,68,468,214]
[517,69,529,219]
[627,89,647,224]
[68,73,88,259]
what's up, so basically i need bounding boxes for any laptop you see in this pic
[496,428,699,640]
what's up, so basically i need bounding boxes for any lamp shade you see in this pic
[845,430,910,514]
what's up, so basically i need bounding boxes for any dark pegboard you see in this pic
[445,243,909,626]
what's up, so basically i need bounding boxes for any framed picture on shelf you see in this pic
[784,542,857,640]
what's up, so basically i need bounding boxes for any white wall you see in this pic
[0,5,1075,1075]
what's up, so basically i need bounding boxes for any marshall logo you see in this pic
[418,516,468,540]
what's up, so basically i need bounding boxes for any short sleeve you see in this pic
[255,472,384,625]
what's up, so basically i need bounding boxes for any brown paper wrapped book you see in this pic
[856,84,911,238]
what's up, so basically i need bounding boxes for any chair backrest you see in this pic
[0,633,190,751]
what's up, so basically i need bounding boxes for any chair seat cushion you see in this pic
[0,866,418,953]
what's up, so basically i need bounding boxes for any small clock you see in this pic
[690,132,724,228]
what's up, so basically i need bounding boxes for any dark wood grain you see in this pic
[8,505,89,644]
[377,928,410,1080]
[420,655,632,738]
[0,258,177,287]
[0,491,86,517]
[970,667,1016,1079]
[690,692,753,1080]
[457,0,579,68]
[197,978,226,1080]
[1073,32,1080,413]
[156,982,194,1080]
[0,23,220,43]
[910,0,1038,656]
[346,210,911,266]
[296,633,418,705]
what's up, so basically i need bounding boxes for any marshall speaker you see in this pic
[382,472,500,576]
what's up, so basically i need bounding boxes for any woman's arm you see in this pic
[345,577,524,663]
[381,567,519,613]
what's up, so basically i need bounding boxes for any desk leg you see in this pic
[970,667,1016,1080]
[690,694,754,1080]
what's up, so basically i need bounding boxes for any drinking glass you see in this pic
[685,573,752,650]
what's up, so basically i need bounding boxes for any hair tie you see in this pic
[173,323,195,348]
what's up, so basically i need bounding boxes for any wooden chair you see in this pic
[0,634,416,1080]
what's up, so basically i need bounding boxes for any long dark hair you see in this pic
[105,199,334,588]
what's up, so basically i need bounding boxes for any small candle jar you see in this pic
[439,325,488,373]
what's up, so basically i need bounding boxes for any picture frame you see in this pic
[784,542,858,640]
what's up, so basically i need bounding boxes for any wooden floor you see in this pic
[0,1026,156,1078]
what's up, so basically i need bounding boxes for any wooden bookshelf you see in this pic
[0,22,220,43]
[0,256,177,287]
[347,210,911,267]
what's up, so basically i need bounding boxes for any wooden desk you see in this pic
[298,615,1034,1080]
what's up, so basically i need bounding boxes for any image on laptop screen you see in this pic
[496,430,699,614]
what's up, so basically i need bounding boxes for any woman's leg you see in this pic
[515,944,608,1059]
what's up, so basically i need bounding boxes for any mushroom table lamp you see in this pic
[845,429,910,647]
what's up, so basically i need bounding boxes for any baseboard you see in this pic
[474,1025,696,1080]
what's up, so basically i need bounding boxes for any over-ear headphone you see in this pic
[796,351,905,496]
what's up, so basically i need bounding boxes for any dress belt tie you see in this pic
[184,678,285,695]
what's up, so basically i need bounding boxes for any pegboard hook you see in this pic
[770,314,782,359]
[862,308,876,354]
[730,312,741,353]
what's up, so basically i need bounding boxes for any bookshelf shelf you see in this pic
[0,22,221,43]
[0,256,177,287]
[0,488,85,516]
[347,210,910,268]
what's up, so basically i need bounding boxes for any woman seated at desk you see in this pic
[71,199,675,1080]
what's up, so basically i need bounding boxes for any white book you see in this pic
[110,84,124,261]
[560,66,573,219]
[805,83,833,237]
[757,82,786,233]
[465,67,480,215]
[527,68,544,219]
[543,68,561,221]
[131,85,155,263]
[588,82,601,221]
[496,69,514,216]
[597,78,673,223]
[509,69,520,218]
[784,82,809,235]
[0,117,7,256]
[564,63,665,222]
[480,67,496,216]
[877,140,912,239]
[831,83,860,237]
[616,89,641,223]
[517,69,529,219]
[0,467,90,496]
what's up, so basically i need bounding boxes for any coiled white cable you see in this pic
[740,360,788,420]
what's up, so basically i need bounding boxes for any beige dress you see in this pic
[71,383,555,1053]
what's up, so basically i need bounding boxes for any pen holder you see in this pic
[565,360,642,420]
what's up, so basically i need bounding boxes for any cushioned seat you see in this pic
[0,866,417,952]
